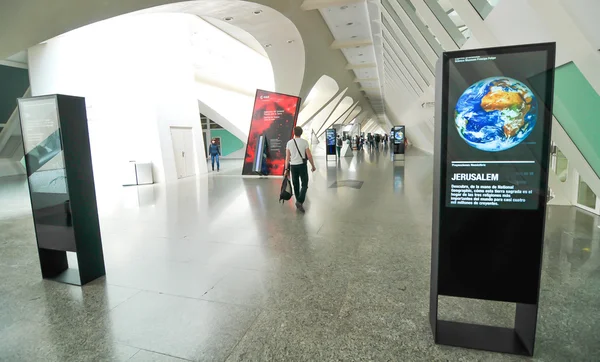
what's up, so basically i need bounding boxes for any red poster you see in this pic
[242,90,301,176]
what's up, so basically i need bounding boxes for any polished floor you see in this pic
[0,148,599,361]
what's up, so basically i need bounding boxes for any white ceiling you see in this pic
[136,0,306,96]
[312,0,506,129]
[318,2,385,122]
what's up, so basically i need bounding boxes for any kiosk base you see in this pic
[431,302,538,356]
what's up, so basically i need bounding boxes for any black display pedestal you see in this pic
[325,128,337,162]
[430,43,556,357]
[392,126,405,161]
[19,94,105,286]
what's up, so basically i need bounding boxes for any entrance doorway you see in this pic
[170,127,196,179]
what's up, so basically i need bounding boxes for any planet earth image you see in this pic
[395,131,404,142]
[455,76,537,152]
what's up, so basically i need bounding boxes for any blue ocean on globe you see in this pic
[455,76,538,152]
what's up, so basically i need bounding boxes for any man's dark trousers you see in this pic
[291,163,309,204]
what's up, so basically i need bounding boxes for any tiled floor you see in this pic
[0,147,599,361]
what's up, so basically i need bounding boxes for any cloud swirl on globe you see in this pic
[455,77,538,152]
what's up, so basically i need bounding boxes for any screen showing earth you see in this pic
[444,50,552,210]
[455,77,538,152]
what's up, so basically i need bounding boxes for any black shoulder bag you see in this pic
[293,139,307,165]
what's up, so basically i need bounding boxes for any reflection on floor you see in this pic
[0,147,599,361]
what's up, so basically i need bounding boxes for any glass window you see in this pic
[555,147,568,182]
[383,35,429,93]
[424,0,470,47]
[392,0,444,55]
[382,0,435,73]
[577,176,598,210]
[469,0,501,20]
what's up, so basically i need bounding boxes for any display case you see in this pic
[18,94,105,285]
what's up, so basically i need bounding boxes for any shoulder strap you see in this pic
[293,139,306,160]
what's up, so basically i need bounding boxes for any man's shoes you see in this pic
[295,202,305,213]
[217,169,220,172]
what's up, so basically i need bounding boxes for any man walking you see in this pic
[336,135,343,158]
[208,138,221,172]
[285,126,316,213]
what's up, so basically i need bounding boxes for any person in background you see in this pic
[285,126,316,213]
[336,135,343,158]
[374,133,381,151]
[209,138,221,172]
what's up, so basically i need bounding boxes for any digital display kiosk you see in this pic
[19,95,105,286]
[326,128,336,158]
[393,125,405,155]
[430,43,556,356]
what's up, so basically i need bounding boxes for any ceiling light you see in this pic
[341,5,349,10]
[265,44,272,48]
[359,53,364,56]
[224,16,234,21]
[351,35,358,38]
[346,22,354,26]
[287,40,294,44]
[253,10,263,15]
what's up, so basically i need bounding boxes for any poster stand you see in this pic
[242,90,301,176]
[430,43,556,356]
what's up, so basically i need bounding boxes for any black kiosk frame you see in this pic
[392,125,405,159]
[430,43,556,356]
[325,128,337,161]
[18,94,105,286]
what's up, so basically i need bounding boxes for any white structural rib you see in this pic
[318,99,357,136]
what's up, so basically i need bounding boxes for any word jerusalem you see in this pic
[451,173,499,181]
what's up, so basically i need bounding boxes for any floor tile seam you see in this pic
[117,340,192,361]
[109,289,144,312]
[197,271,231,299]
[221,309,265,362]
[125,348,141,361]
[129,346,195,361]
[105,283,262,310]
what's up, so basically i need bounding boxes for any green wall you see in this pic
[210,129,244,157]
[552,62,600,179]
[0,65,29,124]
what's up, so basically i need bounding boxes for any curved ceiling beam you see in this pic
[297,75,339,126]
[335,102,359,126]
[341,106,362,126]
[308,87,347,140]
[316,96,354,136]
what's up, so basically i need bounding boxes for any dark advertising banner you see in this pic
[436,43,555,304]
[326,128,336,155]
[393,125,405,154]
[243,90,301,176]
